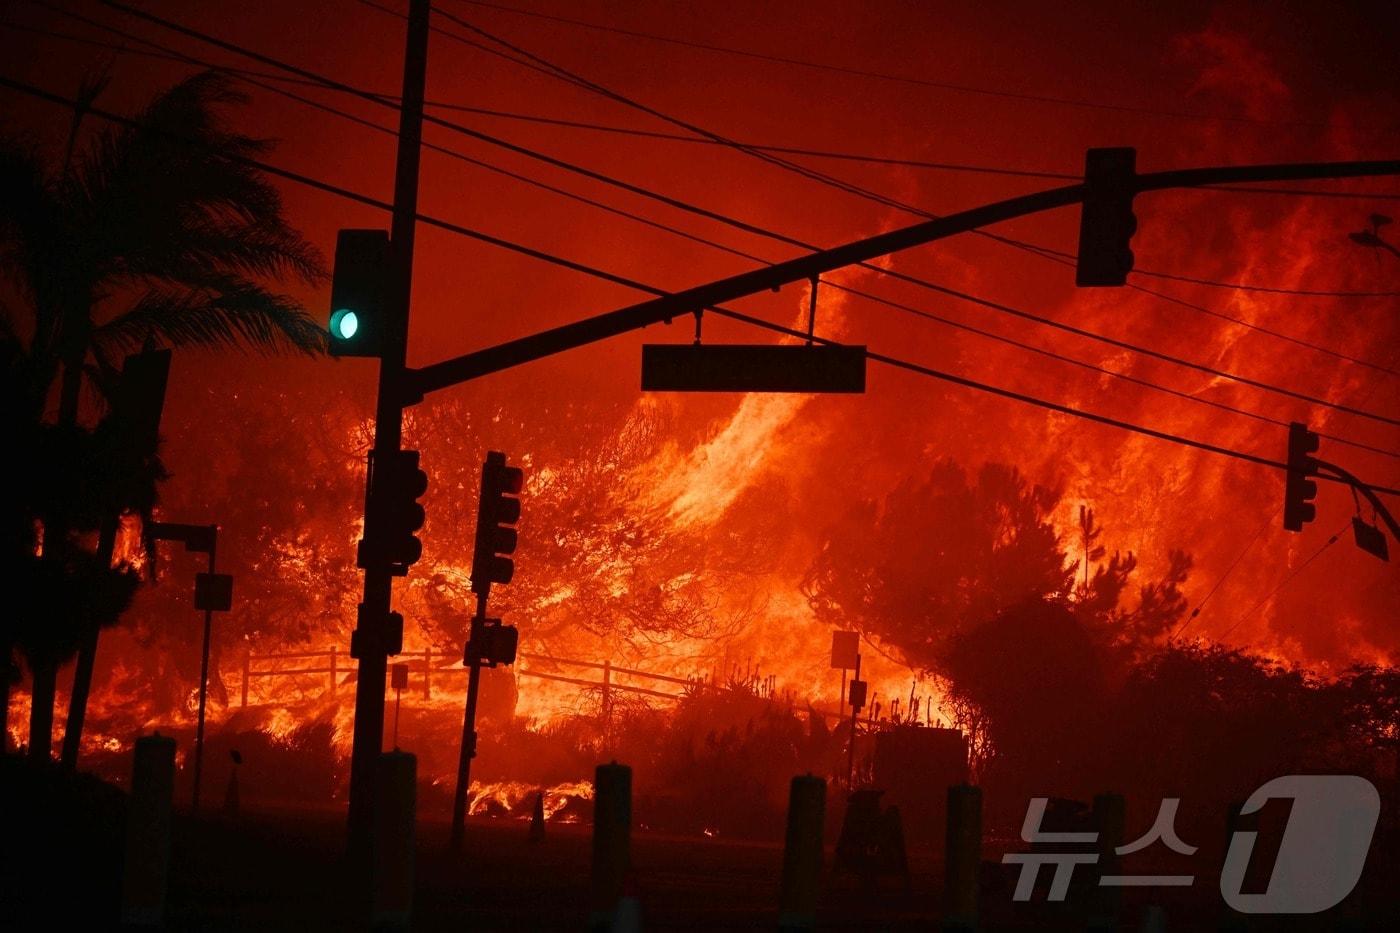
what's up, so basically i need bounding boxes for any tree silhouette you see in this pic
[801,461,1072,665]
[801,459,1195,792]
[1,70,325,759]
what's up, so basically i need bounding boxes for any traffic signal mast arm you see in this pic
[406,158,1400,398]
[1319,461,1400,544]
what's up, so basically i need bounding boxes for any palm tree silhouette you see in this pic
[1,70,327,761]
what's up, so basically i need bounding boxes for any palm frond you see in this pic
[92,280,327,357]
[71,71,326,290]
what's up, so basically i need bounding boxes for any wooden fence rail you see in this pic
[234,646,850,723]
[236,647,700,707]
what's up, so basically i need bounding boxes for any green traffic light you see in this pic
[330,308,359,340]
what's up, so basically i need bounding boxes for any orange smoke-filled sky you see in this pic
[3,0,1398,673]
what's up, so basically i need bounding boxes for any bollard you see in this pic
[529,790,546,843]
[222,753,241,820]
[1090,792,1126,932]
[1139,904,1167,932]
[590,761,632,930]
[943,784,981,932]
[371,751,416,931]
[779,774,826,931]
[122,733,176,927]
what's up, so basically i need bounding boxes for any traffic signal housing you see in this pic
[1283,422,1321,532]
[471,451,523,595]
[1076,147,1138,287]
[466,617,518,668]
[359,449,428,576]
[328,229,392,357]
[350,605,404,658]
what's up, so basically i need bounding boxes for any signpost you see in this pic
[147,521,230,813]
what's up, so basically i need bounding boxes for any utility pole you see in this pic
[345,0,429,862]
[450,451,523,851]
[450,599,486,850]
[190,532,228,814]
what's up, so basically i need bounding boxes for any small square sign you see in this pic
[831,631,859,669]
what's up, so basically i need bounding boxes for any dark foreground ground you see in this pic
[3,761,1397,930]
[158,810,1399,931]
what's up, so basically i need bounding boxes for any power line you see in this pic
[1197,184,1400,201]
[115,0,1398,423]
[31,12,1400,206]
[49,4,1395,380]
[705,303,1400,496]
[1214,520,1349,641]
[1133,267,1400,298]
[825,283,1400,460]
[441,6,1400,332]
[447,0,1330,129]
[1123,282,1400,378]
[31,8,780,268]
[1169,508,1278,642]
[12,9,1086,183]
[431,6,1400,418]
[8,70,1397,503]
[59,9,1400,461]
[0,72,651,290]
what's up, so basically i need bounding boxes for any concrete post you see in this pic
[371,751,416,930]
[943,784,981,932]
[590,761,632,930]
[779,774,826,931]
[121,733,176,927]
[1091,792,1126,932]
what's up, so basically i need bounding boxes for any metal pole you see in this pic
[191,534,215,814]
[346,0,429,860]
[450,595,487,851]
[393,684,402,750]
[847,653,860,789]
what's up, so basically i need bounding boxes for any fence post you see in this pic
[329,646,338,697]
[1091,792,1126,932]
[241,649,250,708]
[943,784,981,932]
[122,733,176,926]
[779,774,826,931]
[602,660,612,735]
[423,646,431,700]
[591,761,632,931]
[371,750,416,930]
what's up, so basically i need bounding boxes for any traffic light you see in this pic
[466,617,519,668]
[1283,422,1321,532]
[350,606,404,658]
[359,449,428,575]
[328,229,392,357]
[1075,147,1138,287]
[471,451,523,595]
